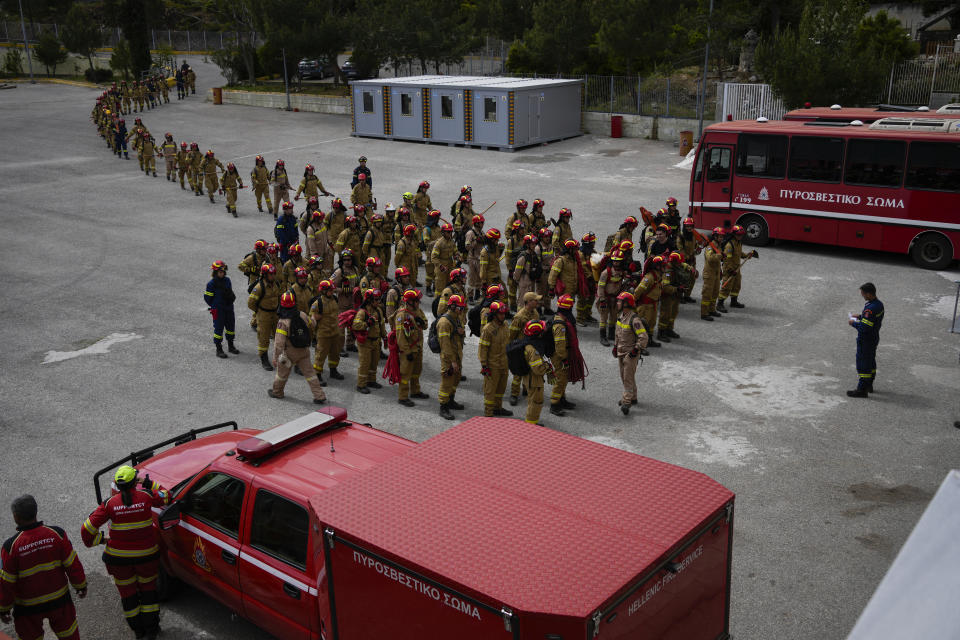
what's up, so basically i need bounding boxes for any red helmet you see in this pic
[419,180,430,189]
[668,252,682,263]
[305,164,315,172]
[311,210,325,222]
[619,240,635,252]
[485,284,502,298]
[563,239,578,249]
[624,215,638,228]
[308,255,322,268]
[449,268,464,281]
[657,224,670,234]
[277,159,285,167]
[522,234,537,246]
[402,289,423,303]
[485,228,501,241]
[441,222,453,232]
[656,208,668,217]
[683,218,695,227]
[666,197,678,207]
[211,259,227,272]
[180,142,187,149]
[254,239,268,251]
[365,256,378,268]
[539,228,553,239]
[471,214,484,225]
[460,185,472,194]
[510,219,523,230]
[226,162,236,171]
[533,198,544,209]
[427,209,441,219]
[282,201,294,210]
[557,294,575,309]
[318,279,334,292]
[460,195,472,204]
[611,249,626,261]
[294,266,308,279]
[516,199,528,210]
[260,263,277,275]
[308,196,318,205]
[288,244,302,255]
[344,215,357,226]
[190,142,199,150]
[266,244,278,255]
[558,208,572,218]
[370,213,384,222]
[331,198,344,209]
[363,288,380,302]
[581,232,597,244]
[617,291,636,307]
[255,154,264,164]
[206,150,215,157]
[352,204,365,215]
[733,225,746,236]
[403,224,417,236]
[341,248,354,260]
[279,292,297,309]
[447,294,466,309]
[650,255,666,267]
[358,172,366,180]
[523,320,545,336]
[713,226,723,235]
[489,301,507,315]
[397,207,411,218]
[395,266,410,279]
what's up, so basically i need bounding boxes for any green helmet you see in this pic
[115,465,138,487]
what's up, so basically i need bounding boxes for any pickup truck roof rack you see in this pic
[92,421,238,503]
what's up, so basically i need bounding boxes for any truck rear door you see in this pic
[318,522,518,640]
[591,504,733,640]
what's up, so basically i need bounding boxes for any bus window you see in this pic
[707,147,731,182]
[789,137,844,183]
[735,134,787,178]
[905,141,960,192]
[844,139,905,188]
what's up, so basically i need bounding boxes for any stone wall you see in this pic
[207,89,351,115]
[583,112,709,141]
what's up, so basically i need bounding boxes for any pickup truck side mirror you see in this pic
[158,502,182,531]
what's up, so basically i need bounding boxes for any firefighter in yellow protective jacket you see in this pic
[311,279,345,384]
[478,300,512,417]
[430,223,459,296]
[551,208,574,248]
[175,141,191,190]
[412,181,432,228]
[250,155,273,213]
[700,227,724,320]
[437,294,467,420]
[478,228,504,291]
[613,291,649,415]
[633,255,665,349]
[508,292,541,405]
[521,320,551,425]
[395,289,429,406]
[199,150,224,203]
[394,224,420,285]
[295,164,332,202]
[352,289,386,393]
[160,133,177,181]
[268,292,327,404]
[187,142,203,195]
[141,134,158,177]
[220,162,245,217]
[547,239,580,305]
[248,263,282,371]
[718,225,757,311]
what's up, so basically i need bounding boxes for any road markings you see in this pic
[42,332,142,364]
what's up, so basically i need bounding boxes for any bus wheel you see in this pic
[739,214,769,246]
[911,233,953,270]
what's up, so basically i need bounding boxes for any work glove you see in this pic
[208,308,218,321]
[141,474,154,491]
[415,316,427,329]
[406,353,414,361]
[480,366,491,377]
[629,348,639,358]
[612,346,618,358]
[751,250,759,258]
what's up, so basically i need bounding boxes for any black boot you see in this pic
[493,407,513,416]
[216,343,227,359]
[656,330,671,343]
[260,353,273,371]
[701,314,714,321]
[607,325,615,343]
[710,310,722,317]
[329,367,344,380]
[448,394,464,410]
[619,401,630,415]
[665,328,680,339]
[717,300,729,313]
[730,296,745,308]
[560,396,576,409]
[227,341,240,354]
[440,403,454,420]
[550,403,566,417]
[647,338,661,348]
[316,371,327,387]
[600,327,610,347]
[846,389,868,398]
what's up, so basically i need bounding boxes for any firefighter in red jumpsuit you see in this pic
[1,494,87,640]
[81,465,170,640]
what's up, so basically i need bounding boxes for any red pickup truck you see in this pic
[93,408,735,640]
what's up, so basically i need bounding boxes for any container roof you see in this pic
[350,75,582,90]
[707,118,960,139]
[309,418,733,617]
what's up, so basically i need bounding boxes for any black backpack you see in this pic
[467,298,492,337]
[429,313,455,354]
[431,295,441,318]
[526,250,543,281]
[288,313,311,348]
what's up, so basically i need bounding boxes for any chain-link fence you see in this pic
[0,21,259,52]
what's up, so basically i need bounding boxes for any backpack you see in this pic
[506,339,530,376]
[525,250,543,281]
[427,317,444,354]
[431,295,441,318]
[247,277,264,295]
[467,298,491,337]
[288,313,311,348]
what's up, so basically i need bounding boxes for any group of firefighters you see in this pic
[201,165,758,422]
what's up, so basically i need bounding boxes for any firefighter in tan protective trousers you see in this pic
[311,280,345,384]
[700,227,724,321]
[269,291,327,403]
[250,155,273,213]
[508,292,541,406]
[248,263,282,371]
[199,150,224,203]
[395,289,429,406]
[478,300,512,417]
[437,294,467,420]
[352,289,386,394]
[521,320,550,425]
[160,133,177,180]
[613,291,648,415]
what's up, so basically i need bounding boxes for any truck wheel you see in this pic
[739,214,769,246]
[912,233,953,270]
[156,563,181,602]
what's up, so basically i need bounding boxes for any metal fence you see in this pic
[714,82,787,121]
[0,21,259,52]
[884,46,960,106]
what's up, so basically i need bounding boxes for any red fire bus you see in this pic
[784,103,960,123]
[689,117,960,269]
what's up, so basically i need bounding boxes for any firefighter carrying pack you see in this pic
[288,313,311,348]
[506,334,555,377]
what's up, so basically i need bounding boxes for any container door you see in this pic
[321,528,516,640]
[239,487,317,640]
[432,90,462,143]
[694,144,734,217]
[391,88,422,139]
[591,505,733,640]
[528,94,541,141]
[353,86,383,135]
[474,92,508,146]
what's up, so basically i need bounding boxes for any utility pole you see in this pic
[17,0,35,83]
[697,0,714,140]
[282,47,292,111]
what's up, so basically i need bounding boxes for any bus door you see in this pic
[693,144,734,220]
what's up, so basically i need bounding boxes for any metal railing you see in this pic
[884,46,960,106]
[714,82,787,121]
[0,21,260,52]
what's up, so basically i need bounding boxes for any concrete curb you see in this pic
[7,77,97,88]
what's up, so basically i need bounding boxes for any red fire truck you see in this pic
[93,409,735,640]
[784,103,960,123]
[689,117,960,269]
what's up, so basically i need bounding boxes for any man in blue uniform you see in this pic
[351,156,372,188]
[275,201,300,262]
[847,282,883,398]
[205,260,240,358]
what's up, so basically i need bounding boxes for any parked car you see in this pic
[297,58,336,80]
[341,58,378,81]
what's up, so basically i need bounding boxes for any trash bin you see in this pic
[213,87,223,105]
[679,130,693,156]
[611,115,623,138]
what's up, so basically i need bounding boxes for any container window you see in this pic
[905,141,960,192]
[362,91,374,113]
[707,147,731,182]
[400,93,413,116]
[441,95,454,119]
[484,97,497,122]
[789,136,844,183]
[844,139,905,187]
[249,490,308,570]
[183,472,245,538]
[735,134,787,179]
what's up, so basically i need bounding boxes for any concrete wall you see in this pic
[206,89,351,115]
[583,112,710,142]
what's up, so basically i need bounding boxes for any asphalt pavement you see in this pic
[0,74,958,640]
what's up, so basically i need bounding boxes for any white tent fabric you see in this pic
[847,470,960,640]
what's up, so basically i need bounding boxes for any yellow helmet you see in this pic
[115,465,137,486]
[402,192,414,200]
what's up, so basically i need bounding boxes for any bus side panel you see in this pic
[837,220,883,250]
